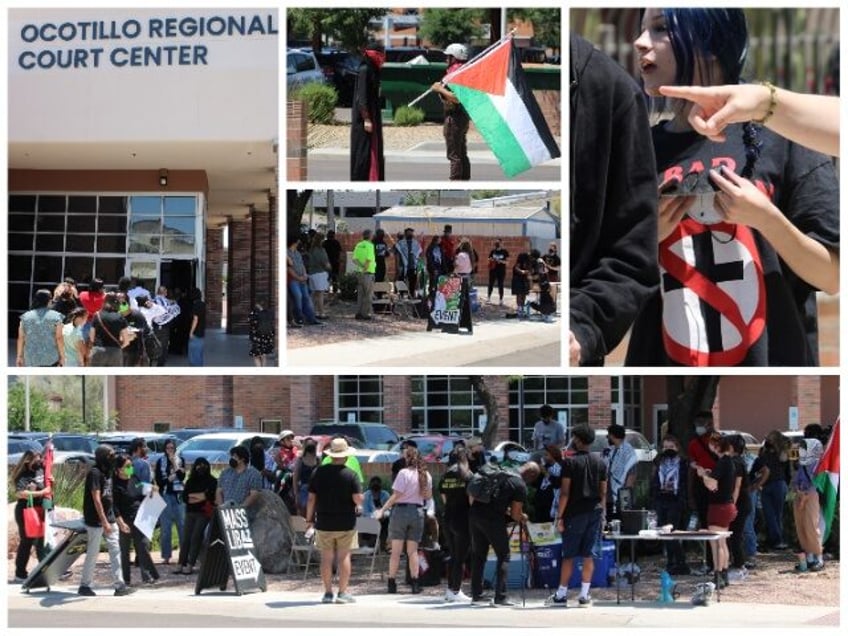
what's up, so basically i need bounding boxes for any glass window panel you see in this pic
[571,391,588,405]
[360,394,380,408]
[547,390,570,404]
[411,392,425,408]
[9,194,36,212]
[450,410,473,431]
[34,255,63,283]
[66,214,96,233]
[429,378,448,393]
[64,256,95,283]
[37,215,66,232]
[164,196,196,214]
[162,234,195,254]
[68,196,97,213]
[163,216,194,236]
[572,377,588,391]
[130,196,161,217]
[411,377,424,393]
[8,255,33,282]
[9,214,34,232]
[9,234,34,250]
[65,235,96,252]
[359,377,381,394]
[339,395,358,409]
[9,283,33,310]
[97,235,127,253]
[99,196,127,214]
[37,195,66,213]
[338,377,357,393]
[450,391,472,406]
[35,234,64,252]
[131,218,163,233]
[95,258,125,282]
[524,377,545,391]
[98,215,127,233]
[426,411,449,432]
[429,393,448,407]
[129,235,160,254]
[449,377,472,392]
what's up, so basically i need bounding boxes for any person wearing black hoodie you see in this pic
[114,454,160,585]
[569,33,659,366]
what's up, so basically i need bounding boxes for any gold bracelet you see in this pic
[754,81,777,125]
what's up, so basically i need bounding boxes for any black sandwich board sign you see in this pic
[427,274,471,333]
[195,504,266,595]
[21,518,89,593]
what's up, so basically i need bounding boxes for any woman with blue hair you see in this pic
[626,8,839,366]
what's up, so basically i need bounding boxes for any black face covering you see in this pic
[31,461,43,471]
[662,449,678,458]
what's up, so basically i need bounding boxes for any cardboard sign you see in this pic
[195,504,266,595]
[21,518,89,593]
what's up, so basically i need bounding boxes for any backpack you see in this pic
[256,309,275,336]
[466,463,515,504]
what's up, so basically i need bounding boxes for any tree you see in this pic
[288,9,385,54]
[665,376,720,448]
[508,8,561,51]
[469,375,500,448]
[287,190,314,243]
[7,376,117,432]
[402,190,439,206]
[419,9,485,49]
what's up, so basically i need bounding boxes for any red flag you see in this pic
[43,435,55,494]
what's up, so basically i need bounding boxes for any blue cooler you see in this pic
[483,553,529,590]
[469,287,480,312]
[567,540,615,589]
[532,543,562,589]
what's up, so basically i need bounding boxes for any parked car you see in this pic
[302,47,362,106]
[309,422,399,450]
[588,429,657,463]
[720,429,760,454]
[387,434,466,463]
[170,427,236,443]
[7,438,44,457]
[176,432,278,466]
[287,48,325,91]
[489,441,532,465]
[97,432,179,467]
[385,47,443,63]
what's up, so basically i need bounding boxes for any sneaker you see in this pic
[77,586,96,597]
[445,589,471,603]
[743,561,757,570]
[727,568,747,583]
[493,597,517,607]
[577,595,593,607]
[335,592,355,604]
[387,578,397,594]
[793,563,808,573]
[471,595,492,605]
[774,543,789,550]
[114,586,136,597]
[13,576,26,584]
[544,593,567,607]
[808,561,824,572]
[321,592,334,604]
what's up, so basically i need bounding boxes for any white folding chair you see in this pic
[392,280,420,319]
[371,281,396,314]
[351,516,382,578]
[289,515,319,580]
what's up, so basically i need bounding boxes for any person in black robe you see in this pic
[350,43,385,181]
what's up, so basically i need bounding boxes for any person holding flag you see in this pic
[791,438,825,572]
[813,419,840,557]
[431,43,471,180]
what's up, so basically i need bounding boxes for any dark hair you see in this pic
[607,423,626,441]
[716,436,733,454]
[129,438,147,455]
[118,276,131,291]
[302,439,318,456]
[114,453,133,471]
[571,425,596,446]
[65,306,88,324]
[539,404,554,419]
[230,445,250,463]
[369,476,383,488]
[101,291,120,311]
[401,439,418,450]
[728,434,746,456]
[32,289,53,309]
[89,278,105,293]
[191,287,203,301]
[694,411,714,427]
[11,449,40,485]
[136,294,150,306]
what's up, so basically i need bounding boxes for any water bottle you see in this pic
[647,510,658,531]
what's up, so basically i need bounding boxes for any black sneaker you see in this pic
[577,595,593,608]
[471,595,492,605]
[321,592,334,604]
[493,597,517,607]
[114,586,137,597]
[387,578,397,594]
[77,586,96,597]
[544,593,567,607]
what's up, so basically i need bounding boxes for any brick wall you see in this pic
[588,376,612,430]
[383,377,413,435]
[227,216,252,334]
[286,101,308,180]
[533,90,561,137]
[206,225,224,328]
[796,376,822,428]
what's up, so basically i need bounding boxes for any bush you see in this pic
[339,273,359,302]
[393,105,425,127]
[293,82,338,124]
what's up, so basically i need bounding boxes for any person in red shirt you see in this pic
[441,225,456,271]
[687,411,719,528]
[78,278,106,354]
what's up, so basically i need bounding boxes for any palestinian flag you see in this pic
[813,417,839,543]
[445,38,559,177]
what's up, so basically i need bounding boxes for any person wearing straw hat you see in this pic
[306,438,364,604]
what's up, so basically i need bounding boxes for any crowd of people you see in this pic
[570,8,840,366]
[287,224,561,327]
[15,276,207,367]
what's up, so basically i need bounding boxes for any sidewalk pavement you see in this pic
[285,318,562,367]
[8,329,271,369]
[8,585,840,629]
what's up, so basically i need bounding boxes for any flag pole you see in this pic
[406,29,517,108]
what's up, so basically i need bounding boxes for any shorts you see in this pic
[387,504,425,542]
[707,503,737,528]
[315,528,358,552]
[308,272,330,292]
[560,509,602,560]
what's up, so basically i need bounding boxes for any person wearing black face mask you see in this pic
[178,457,218,575]
[650,435,690,575]
[215,445,262,510]
[78,444,135,596]
[11,451,50,582]
[487,238,510,305]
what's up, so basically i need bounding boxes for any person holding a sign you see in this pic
[306,438,364,604]
[11,450,50,582]
[114,455,160,586]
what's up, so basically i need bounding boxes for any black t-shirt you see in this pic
[15,467,45,507]
[308,464,362,532]
[627,123,839,366]
[469,471,527,520]
[439,464,471,520]
[192,300,207,338]
[83,465,116,527]
[560,451,607,518]
[93,311,128,348]
[374,240,390,261]
[323,238,342,265]
[732,456,751,515]
[709,455,737,505]
[489,248,509,269]
[752,450,790,485]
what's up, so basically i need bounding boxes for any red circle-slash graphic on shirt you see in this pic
[659,219,766,366]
